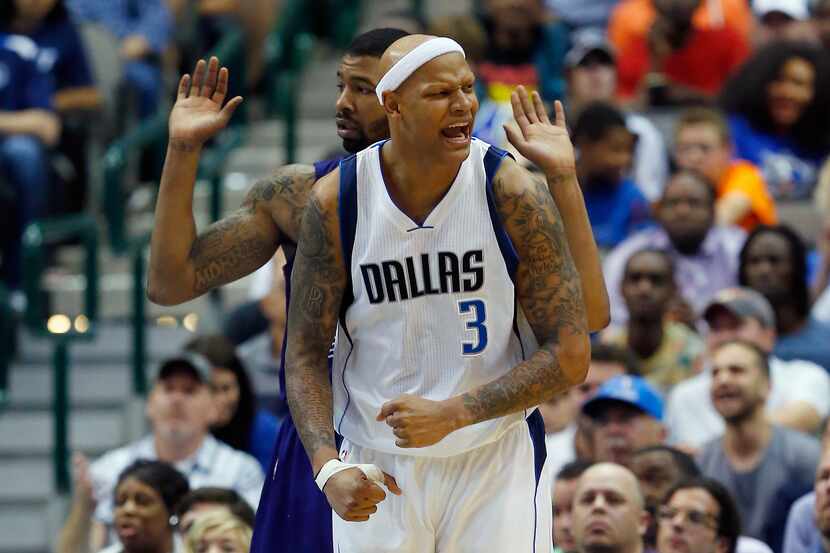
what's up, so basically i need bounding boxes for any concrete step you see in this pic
[0,408,124,457]
[0,458,52,503]
[0,503,48,552]
[8,363,130,408]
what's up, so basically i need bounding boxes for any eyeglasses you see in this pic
[657,506,719,530]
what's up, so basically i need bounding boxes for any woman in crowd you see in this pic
[185,335,280,471]
[184,510,252,553]
[100,460,189,553]
[720,42,830,200]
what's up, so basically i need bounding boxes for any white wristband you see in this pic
[315,459,385,492]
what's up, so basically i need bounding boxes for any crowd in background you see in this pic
[1,0,830,551]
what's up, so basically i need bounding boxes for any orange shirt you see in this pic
[718,160,778,231]
[608,0,752,54]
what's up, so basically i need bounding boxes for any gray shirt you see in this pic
[698,426,821,552]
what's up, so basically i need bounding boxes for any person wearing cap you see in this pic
[665,287,830,448]
[563,27,668,203]
[582,374,667,467]
[698,340,821,551]
[753,0,819,46]
[58,353,265,552]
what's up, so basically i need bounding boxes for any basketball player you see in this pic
[285,34,593,552]
[149,30,606,553]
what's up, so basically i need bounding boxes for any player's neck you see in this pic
[381,140,463,225]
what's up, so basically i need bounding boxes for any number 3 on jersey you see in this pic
[458,299,488,355]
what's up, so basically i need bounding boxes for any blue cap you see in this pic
[581,375,663,421]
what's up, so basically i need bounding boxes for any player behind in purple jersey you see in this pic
[148,28,608,553]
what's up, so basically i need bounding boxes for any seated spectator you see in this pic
[740,225,830,371]
[631,445,700,548]
[605,171,746,326]
[813,0,830,49]
[602,249,704,391]
[674,108,777,232]
[656,477,743,553]
[564,27,669,202]
[753,0,818,47]
[553,460,594,553]
[4,0,101,214]
[59,460,190,553]
[572,102,651,249]
[478,0,568,104]
[615,0,749,107]
[174,487,255,535]
[666,287,830,447]
[66,0,172,119]
[572,463,649,553]
[58,353,264,551]
[720,42,830,200]
[782,438,830,553]
[698,340,821,551]
[183,510,251,553]
[184,335,280,471]
[582,375,667,467]
[608,0,752,54]
[0,30,59,290]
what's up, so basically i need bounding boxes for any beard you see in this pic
[721,399,762,425]
[669,232,707,255]
[584,544,622,553]
[340,115,389,154]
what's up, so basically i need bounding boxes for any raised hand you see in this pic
[169,56,243,148]
[503,86,575,175]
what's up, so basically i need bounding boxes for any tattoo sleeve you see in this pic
[459,163,589,424]
[188,164,316,295]
[285,181,346,466]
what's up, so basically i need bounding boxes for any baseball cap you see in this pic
[156,352,213,383]
[564,27,614,68]
[703,287,776,329]
[582,375,663,421]
[753,0,809,20]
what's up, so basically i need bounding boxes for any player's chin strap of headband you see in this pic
[375,37,466,104]
[315,458,385,491]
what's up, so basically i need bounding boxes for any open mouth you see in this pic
[440,122,471,145]
[336,117,361,138]
[116,520,140,540]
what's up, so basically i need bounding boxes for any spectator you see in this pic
[608,0,753,54]
[572,101,651,249]
[720,42,830,200]
[656,477,742,553]
[184,335,280,471]
[553,460,594,553]
[666,287,830,448]
[573,343,643,405]
[545,0,617,29]
[782,440,830,553]
[582,374,667,467]
[59,460,190,553]
[66,0,172,119]
[753,0,818,47]
[698,340,821,551]
[812,0,830,49]
[478,0,568,104]
[183,510,252,553]
[631,445,700,547]
[4,0,100,215]
[572,462,649,553]
[740,225,830,371]
[602,249,704,392]
[564,27,669,202]
[58,353,264,551]
[0,30,59,290]
[604,170,746,326]
[674,108,777,232]
[174,487,255,535]
[615,0,749,107]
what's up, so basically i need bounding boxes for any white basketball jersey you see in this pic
[332,138,538,457]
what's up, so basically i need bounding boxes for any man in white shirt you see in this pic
[58,353,265,551]
[666,287,830,449]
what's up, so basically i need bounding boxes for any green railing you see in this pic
[0,284,11,409]
[21,214,99,493]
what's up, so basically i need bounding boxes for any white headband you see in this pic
[375,37,466,103]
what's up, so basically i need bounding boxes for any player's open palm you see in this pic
[504,86,575,175]
[169,56,243,146]
[324,467,400,522]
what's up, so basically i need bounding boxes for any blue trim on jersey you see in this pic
[525,409,547,552]
[512,293,526,361]
[483,145,519,280]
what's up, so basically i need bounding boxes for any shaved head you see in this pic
[577,463,645,507]
[378,34,438,75]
